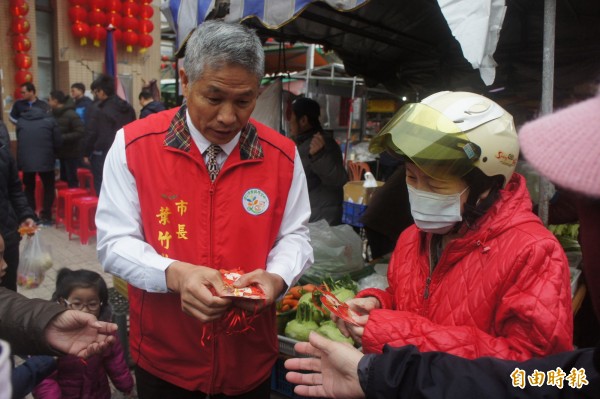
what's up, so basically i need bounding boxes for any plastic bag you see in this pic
[305,220,364,280]
[17,230,53,289]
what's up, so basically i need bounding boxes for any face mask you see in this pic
[407,185,469,234]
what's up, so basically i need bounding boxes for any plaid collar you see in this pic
[165,105,263,160]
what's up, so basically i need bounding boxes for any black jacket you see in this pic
[361,344,600,399]
[0,121,35,242]
[295,128,347,225]
[52,98,85,159]
[140,100,166,119]
[84,95,136,155]
[16,107,62,172]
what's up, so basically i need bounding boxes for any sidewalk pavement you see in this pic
[16,225,113,301]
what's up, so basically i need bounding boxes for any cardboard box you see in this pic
[343,180,384,205]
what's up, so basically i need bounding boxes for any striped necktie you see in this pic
[206,144,222,182]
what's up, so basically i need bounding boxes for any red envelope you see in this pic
[219,269,266,300]
[313,286,360,326]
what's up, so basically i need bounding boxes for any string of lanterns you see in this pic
[9,0,33,100]
[68,0,154,53]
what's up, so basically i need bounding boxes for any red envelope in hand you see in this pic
[219,269,266,300]
[313,286,360,326]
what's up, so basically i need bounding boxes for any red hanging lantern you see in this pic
[113,28,123,43]
[139,19,154,34]
[12,34,31,52]
[122,30,139,53]
[121,16,138,32]
[88,10,107,26]
[138,34,153,53]
[72,21,91,46]
[106,13,122,30]
[14,53,32,70]
[121,1,140,17]
[9,0,29,17]
[140,4,154,19]
[88,0,107,11]
[89,25,108,47]
[68,6,87,23]
[105,0,122,13]
[11,17,30,34]
[15,70,33,85]
[14,87,24,100]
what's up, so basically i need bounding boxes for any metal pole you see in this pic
[538,0,556,225]
[343,76,357,163]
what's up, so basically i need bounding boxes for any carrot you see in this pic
[282,297,299,308]
[288,286,304,299]
[280,304,291,312]
[302,284,317,293]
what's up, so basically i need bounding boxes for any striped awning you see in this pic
[161,0,369,48]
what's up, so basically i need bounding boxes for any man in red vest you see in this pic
[95,21,313,398]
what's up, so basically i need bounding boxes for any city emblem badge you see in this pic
[242,188,269,216]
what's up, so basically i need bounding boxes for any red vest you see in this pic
[123,107,296,394]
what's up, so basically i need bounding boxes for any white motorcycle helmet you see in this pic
[370,91,519,186]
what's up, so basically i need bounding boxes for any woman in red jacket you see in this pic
[335,91,573,361]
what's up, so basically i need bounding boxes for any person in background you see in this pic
[70,82,93,124]
[0,119,37,290]
[49,90,85,188]
[334,91,572,360]
[33,268,134,399]
[16,107,62,226]
[285,91,600,399]
[96,20,313,398]
[9,82,51,125]
[138,89,166,119]
[0,286,119,399]
[360,165,412,259]
[83,74,136,196]
[289,97,348,225]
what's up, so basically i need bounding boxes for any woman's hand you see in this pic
[331,297,380,346]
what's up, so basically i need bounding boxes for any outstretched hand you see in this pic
[44,310,118,358]
[285,332,365,399]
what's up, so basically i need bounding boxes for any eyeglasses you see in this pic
[62,298,102,311]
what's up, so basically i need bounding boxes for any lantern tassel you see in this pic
[80,37,87,46]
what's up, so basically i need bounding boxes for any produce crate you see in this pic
[271,358,311,399]
[112,276,129,299]
[278,335,300,357]
[342,201,367,227]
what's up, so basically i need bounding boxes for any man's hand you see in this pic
[44,310,118,359]
[285,332,365,399]
[166,261,231,322]
[232,269,285,312]
[309,133,326,156]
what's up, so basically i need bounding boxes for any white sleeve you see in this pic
[265,148,314,289]
[96,130,174,293]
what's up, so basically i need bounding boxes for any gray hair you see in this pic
[183,21,265,84]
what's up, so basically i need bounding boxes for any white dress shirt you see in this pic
[96,113,313,293]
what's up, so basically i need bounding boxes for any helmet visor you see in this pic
[369,103,481,180]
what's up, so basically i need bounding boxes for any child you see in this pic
[33,268,134,399]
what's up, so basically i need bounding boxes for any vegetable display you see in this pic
[278,275,359,345]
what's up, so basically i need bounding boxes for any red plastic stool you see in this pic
[68,196,99,245]
[55,188,88,229]
[52,181,69,218]
[77,168,95,195]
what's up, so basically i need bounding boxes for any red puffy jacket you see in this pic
[358,173,573,360]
